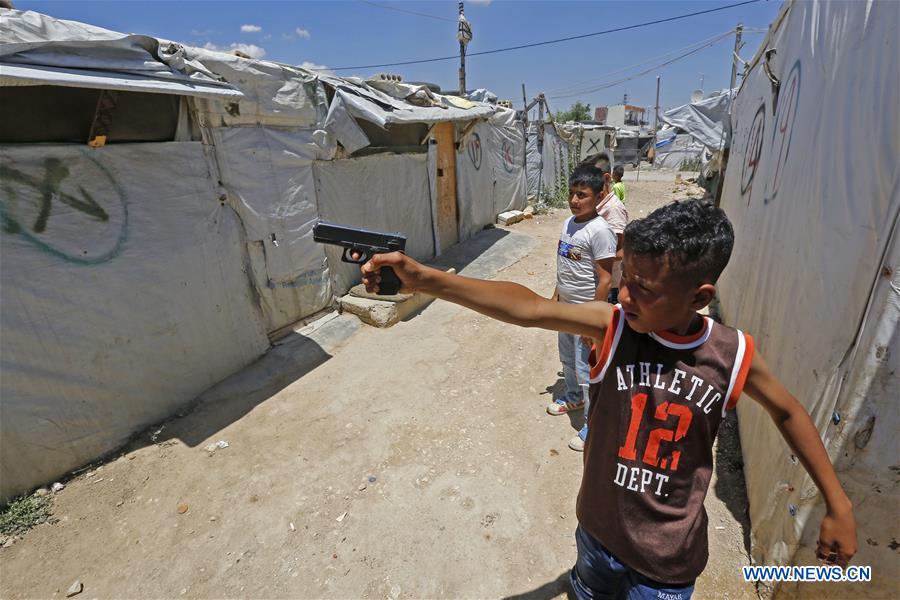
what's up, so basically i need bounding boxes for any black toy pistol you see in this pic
[312,221,407,295]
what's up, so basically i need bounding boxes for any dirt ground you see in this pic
[0,177,759,599]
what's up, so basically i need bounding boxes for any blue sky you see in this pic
[18,0,781,114]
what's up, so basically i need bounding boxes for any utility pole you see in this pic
[714,23,744,207]
[457,2,472,96]
[654,75,661,131]
[728,23,744,92]
[521,84,528,124]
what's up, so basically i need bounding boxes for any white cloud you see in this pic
[229,43,267,58]
[298,61,331,74]
[191,28,212,37]
[295,28,311,39]
[203,41,267,59]
[240,24,262,33]
[470,0,492,4]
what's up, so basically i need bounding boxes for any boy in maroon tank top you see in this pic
[358,200,857,598]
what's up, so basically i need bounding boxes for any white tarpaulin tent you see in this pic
[0,10,240,99]
[717,1,898,596]
[660,89,733,150]
[526,122,573,202]
[0,9,521,501]
[654,129,705,169]
[456,108,528,241]
[0,143,270,498]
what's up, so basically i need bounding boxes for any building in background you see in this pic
[595,103,648,128]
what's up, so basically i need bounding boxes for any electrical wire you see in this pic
[548,33,733,99]
[357,1,456,23]
[318,0,765,71]
[547,29,736,95]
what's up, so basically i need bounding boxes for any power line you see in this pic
[547,30,736,95]
[319,0,765,71]
[549,33,734,99]
[357,1,456,23]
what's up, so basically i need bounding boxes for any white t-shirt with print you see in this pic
[556,215,618,304]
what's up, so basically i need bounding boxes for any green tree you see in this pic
[554,101,592,123]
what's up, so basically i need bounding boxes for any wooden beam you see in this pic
[432,122,458,251]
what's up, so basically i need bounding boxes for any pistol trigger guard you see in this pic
[341,247,368,264]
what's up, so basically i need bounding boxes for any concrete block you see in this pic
[340,296,401,328]
[341,267,455,327]
[497,210,525,226]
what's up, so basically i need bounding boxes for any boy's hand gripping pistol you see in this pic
[312,221,407,295]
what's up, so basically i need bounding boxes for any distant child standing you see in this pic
[612,164,626,202]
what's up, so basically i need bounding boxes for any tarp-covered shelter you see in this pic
[525,121,574,203]
[654,90,733,170]
[0,9,528,501]
[653,126,706,169]
[660,89,732,150]
[717,1,898,596]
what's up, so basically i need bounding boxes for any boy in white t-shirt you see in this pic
[548,166,617,446]
[564,166,630,452]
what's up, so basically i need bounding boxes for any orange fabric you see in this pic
[653,316,709,344]
[590,306,620,379]
[727,333,755,409]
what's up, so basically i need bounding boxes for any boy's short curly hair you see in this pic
[569,164,606,194]
[624,199,734,284]
[579,152,611,175]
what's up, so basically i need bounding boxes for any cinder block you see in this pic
[341,267,456,327]
[497,210,525,225]
[340,295,401,328]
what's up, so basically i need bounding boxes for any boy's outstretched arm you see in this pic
[743,352,858,567]
[360,252,613,339]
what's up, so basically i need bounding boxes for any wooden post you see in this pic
[433,122,459,251]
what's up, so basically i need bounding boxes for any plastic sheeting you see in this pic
[313,153,436,295]
[526,123,572,201]
[207,127,334,332]
[576,126,616,163]
[716,0,899,593]
[456,111,527,240]
[660,89,732,150]
[319,74,495,130]
[0,8,524,501]
[189,49,326,128]
[0,10,240,99]
[0,143,270,501]
[654,134,705,169]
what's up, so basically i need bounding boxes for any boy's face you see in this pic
[612,172,622,183]
[568,184,601,221]
[617,252,716,333]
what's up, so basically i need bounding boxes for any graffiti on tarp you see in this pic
[0,154,128,264]
[766,60,801,204]
[467,132,483,170]
[501,140,516,173]
[740,104,766,201]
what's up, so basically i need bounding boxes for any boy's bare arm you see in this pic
[743,352,857,566]
[361,252,613,338]
[593,257,614,302]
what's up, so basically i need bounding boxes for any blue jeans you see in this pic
[570,526,695,600]
[558,331,590,406]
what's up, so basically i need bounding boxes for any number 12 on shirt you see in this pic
[618,393,693,471]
